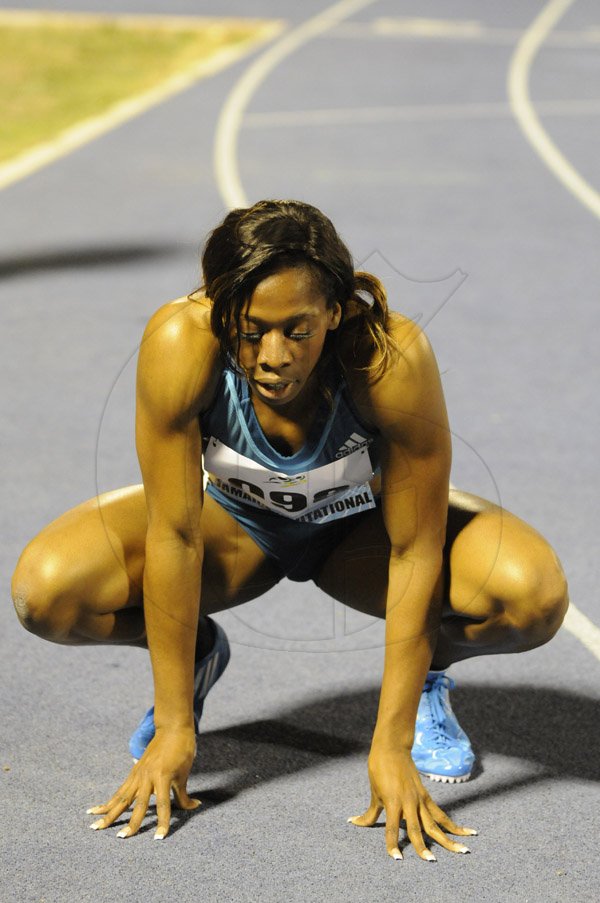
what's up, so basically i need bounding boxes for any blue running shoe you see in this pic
[129,617,230,761]
[411,672,474,783]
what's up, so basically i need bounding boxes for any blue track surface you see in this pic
[1,2,599,901]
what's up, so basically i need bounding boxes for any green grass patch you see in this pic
[0,17,267,164]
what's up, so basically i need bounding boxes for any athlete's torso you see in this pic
[200,365,381,525]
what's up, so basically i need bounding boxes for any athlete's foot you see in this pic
[411,672,474,783]
[128,616,230,761]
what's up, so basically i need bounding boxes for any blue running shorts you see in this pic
[206,482,381,582]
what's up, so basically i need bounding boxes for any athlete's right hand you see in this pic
[87,727,201,839]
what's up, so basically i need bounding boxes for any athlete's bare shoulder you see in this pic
[137,294,221,420]
[342,310,444,431]
[142,293,212,336]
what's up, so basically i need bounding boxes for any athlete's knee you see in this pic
[11,546,76,640]
[503,545,569,648]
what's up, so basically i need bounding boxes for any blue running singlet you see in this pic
[200,367,381,581]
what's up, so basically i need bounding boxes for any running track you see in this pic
[1,2,599,901]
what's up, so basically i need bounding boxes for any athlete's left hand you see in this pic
[347,744,477,860]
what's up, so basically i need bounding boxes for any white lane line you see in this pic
[0,9,278,32]
[333,18,600,46]
[563,605,600,662]
[507,0,600,220]
[372,17,483,37]
[243,99,600,129]
[213,0,380,210]
[0,21,283,192]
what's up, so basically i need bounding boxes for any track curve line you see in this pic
[213,0,380,210]
[562,605,600,662]
[507,0,600,220]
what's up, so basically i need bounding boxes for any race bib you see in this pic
[204,437,376,524]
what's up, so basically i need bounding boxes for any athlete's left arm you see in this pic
[373,320,450,736]
[348,319,475,860]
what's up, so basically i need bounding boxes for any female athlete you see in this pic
[11,199,568,860]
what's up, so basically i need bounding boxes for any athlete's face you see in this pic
[237,266,342,408]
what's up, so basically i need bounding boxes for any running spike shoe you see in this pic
[411,672,474,783]
[128,617,230,761]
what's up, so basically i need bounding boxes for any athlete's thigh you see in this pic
[16,485,281,615]
[314,487,559,621]
[313,489,503,618]
[313,507,390,618]
[14,484,148,614]
[199,493,283,613]
[444,488,564,619]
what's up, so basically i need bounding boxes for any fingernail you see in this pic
[456,844,470,854]
[154,832,165,841]
[117,828,131,839]
[90,820,104,830]
[423,851,437,862]
[392,852,403,861]
[465,828,478,835]
[86,808,97,815]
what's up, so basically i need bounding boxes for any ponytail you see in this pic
[337,270,396,380]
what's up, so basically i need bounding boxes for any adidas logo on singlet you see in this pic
[335,432,370,459]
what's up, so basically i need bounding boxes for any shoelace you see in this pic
[421,674,456,746]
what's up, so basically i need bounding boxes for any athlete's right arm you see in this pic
[87,298,220,840]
